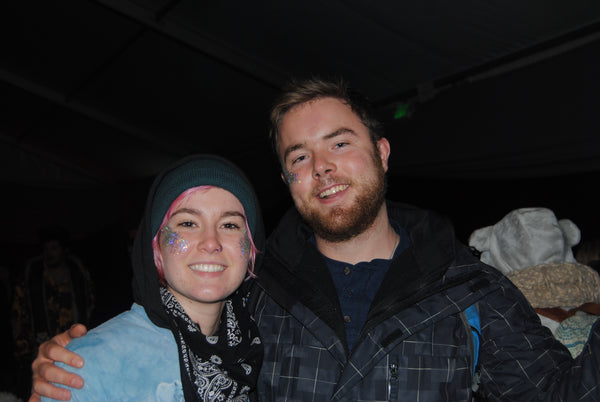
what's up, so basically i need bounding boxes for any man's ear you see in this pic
[377,137,391,172]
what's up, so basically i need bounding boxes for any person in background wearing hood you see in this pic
[40,155,263,401]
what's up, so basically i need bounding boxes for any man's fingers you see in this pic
[38,339,84,369]
[66,323,87,339]
[36,361,84,388]
[31,361,83,401]
[28,392,41,402]
[31,378,73,401]
[28,324,87,400]
[49,323,87,348]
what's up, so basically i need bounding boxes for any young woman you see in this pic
[42,154,263,401]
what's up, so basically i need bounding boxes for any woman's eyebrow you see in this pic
[171,208,245,220]
[221,211,245,219]
[171,207,200,217]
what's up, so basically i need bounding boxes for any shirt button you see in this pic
[343,315,352,323]
[343,267,351,275]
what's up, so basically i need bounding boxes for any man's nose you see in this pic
[312,152,335,179]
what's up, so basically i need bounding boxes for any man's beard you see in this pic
[298,154,387,243]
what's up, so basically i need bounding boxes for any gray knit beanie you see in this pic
[150,154,258,238]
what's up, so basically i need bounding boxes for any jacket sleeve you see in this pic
[477,278,600,401]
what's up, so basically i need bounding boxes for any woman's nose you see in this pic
[197,229,222,253]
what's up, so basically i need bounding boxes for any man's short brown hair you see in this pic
[269,77,384,162]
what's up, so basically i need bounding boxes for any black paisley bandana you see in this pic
[160,287,262,401]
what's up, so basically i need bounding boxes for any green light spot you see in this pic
[394,103,409,119]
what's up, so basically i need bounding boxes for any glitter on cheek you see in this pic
[283,169,301,184]
[161,226,190,255]
[239,231,251,263]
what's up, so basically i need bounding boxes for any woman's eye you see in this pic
[222,222,241,230]
[178,221,195,228]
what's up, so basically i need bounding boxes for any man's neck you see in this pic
[315,205,398,265]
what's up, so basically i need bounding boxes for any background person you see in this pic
[12,225,94,399]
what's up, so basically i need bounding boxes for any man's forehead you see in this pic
[280,99,358,136]
[277,97,362,158]
[285,97,349,119]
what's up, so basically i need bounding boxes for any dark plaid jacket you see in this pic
[250,202,600,401]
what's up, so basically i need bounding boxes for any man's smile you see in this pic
[318,184,349,199]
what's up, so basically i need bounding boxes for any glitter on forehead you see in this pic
[161,226,189,255]
[284,170,300,184]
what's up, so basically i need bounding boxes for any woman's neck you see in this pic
[169,288,225,336]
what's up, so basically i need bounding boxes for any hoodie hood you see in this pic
[130,154,265,329]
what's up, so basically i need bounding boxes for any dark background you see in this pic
[2,1,600,323]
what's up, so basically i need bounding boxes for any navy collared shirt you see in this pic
[321,222,410,352]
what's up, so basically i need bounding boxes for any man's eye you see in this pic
[291,155,306,165]
[334,142,348,148]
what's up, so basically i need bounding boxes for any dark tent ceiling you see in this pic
[3,0,600,250]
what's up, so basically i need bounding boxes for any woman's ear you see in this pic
[153,233,165,277]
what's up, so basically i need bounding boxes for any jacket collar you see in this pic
[264,201,459,277]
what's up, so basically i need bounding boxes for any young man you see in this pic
[31,78,600,401]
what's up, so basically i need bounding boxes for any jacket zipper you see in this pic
[388,362,399,400]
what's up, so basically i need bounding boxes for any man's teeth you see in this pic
[189,264,225,272]
[319,184,349,199]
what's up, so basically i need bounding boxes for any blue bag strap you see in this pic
[464,303,481,377]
